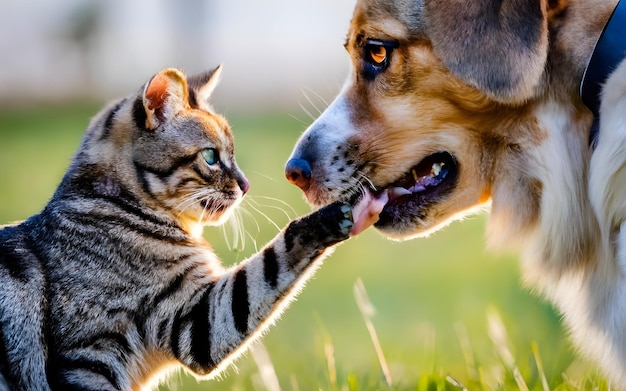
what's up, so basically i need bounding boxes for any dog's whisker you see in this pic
[303,87,330,110]
[298,100,317,121]
[356,171,377,192]
[301,89,325,116]
[288,112,312,126]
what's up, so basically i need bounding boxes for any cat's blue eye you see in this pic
[201,148,219,165]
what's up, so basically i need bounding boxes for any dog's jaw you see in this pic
[287,80,495,240]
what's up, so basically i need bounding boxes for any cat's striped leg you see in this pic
[170,201,354,376]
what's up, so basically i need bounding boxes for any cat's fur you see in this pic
[0,67,358,390]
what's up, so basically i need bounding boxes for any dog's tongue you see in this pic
[350,190,389,236]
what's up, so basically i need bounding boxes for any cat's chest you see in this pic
[47,244,222,327]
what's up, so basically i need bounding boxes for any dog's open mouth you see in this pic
[374,152,458,226]
[386,152,457,201]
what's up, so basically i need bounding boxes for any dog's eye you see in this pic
[362,39,398,80]
[368,46,387,64]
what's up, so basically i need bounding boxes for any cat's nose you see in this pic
[285,158,311,191]
[238,177,250,195]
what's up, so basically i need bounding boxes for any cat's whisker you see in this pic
[222,210,245,253]
[173,193,198,214]
[245,170,279,184]
[236,204,262,253]
[246,231,260,253]
[234,209,247,251]
[244,201,282,233]
[245,197,292,228]
[244,198,294,225]
[175,189,211,218]
[238,203,262,234]
[198,192,224,224]
[250,195,298,219]
[176,189,227,224]
[198,201,208,223]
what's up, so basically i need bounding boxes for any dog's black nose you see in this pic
[285,158,312,191]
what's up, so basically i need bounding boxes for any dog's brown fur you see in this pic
[287,0,626,385]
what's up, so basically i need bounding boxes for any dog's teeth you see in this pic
[431,162,444,177]
[411,169,419,182]
[409,184,427,193]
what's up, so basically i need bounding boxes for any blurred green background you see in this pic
[0,104,605,390]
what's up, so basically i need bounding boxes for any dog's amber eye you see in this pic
[361,39,398,80]
[369,46,387,64]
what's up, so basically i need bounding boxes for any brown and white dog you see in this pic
[285,0,626,386]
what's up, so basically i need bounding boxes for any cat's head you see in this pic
[75,67,249,234]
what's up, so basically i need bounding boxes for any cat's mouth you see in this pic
[200,199,231,214]
[200,199,228,211]
[197,197,239,225]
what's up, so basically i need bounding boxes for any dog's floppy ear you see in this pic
[423,0,549,103]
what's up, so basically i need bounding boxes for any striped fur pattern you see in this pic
[0,67,356,390]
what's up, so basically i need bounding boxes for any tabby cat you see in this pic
[0,67,363,390]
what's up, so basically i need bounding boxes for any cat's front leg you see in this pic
[171,199,375,377]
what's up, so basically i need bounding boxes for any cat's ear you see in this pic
[187,65,223,111]
[142,68,190,130]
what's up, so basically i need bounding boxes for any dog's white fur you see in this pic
[574,61,626,382]
[286,0,626,385]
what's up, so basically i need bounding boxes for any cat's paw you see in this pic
[337,203,355,237]
[286,195,384,248]
[315,201,354,240]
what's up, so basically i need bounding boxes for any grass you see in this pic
[0,103,610,390]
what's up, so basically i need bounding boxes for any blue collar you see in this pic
[580,0,626,146]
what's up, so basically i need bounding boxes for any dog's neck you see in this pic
[580,0,626,146]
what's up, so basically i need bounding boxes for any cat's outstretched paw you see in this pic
[287,193,386,248]
[314,201,354,240]
[337,203,355,237]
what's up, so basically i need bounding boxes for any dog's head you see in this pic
[286,0,574,240]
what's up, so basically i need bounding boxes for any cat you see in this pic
[0,66,374,390]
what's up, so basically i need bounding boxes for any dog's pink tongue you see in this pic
[350,190,388,236]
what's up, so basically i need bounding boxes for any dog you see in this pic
[285,0,626,386]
